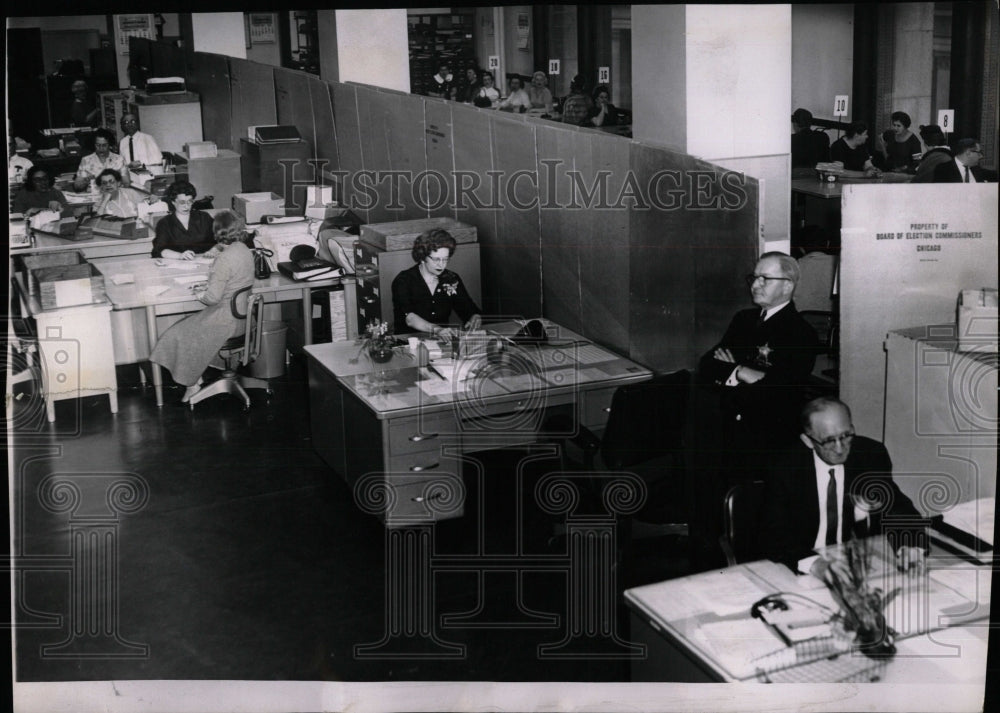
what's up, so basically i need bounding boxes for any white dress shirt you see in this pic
[8,154,33,184]
[955,157,977,183]
[120,131,162,167]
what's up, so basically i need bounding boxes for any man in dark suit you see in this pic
[762,397,928,574]
[699,251,819,453]
[931,138,992,183]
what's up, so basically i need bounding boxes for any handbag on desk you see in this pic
[251,246,274,279]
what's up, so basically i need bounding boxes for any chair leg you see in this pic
[188,373,250,409]
[237,375,271,393]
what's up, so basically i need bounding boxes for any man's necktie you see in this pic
[964,165,970,183]
[825,468,838,546]
[129,137,135,163]
[756,310,766,328]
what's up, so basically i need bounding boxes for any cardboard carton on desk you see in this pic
[21,251,86,296]
[233,192,284,224]
[32,263,107,310]
[360,217,477,251]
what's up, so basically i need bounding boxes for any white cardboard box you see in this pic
[233,192,284,224]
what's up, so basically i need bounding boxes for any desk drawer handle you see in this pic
[409,462,440,473]
[408,433,439,442]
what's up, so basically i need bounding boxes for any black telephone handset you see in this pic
[512,319,547,344]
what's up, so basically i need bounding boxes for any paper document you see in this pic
[693,619,788,679]
[110,273,135,285]
[173,275,206,285]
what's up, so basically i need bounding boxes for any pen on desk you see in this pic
[427,364,447,381]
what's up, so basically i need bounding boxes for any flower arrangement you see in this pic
[820,538,900,658]
[357,319,396,363]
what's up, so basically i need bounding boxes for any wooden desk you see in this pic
[94,256,346,406]
[305,321,652,526]
[625,539,991,684]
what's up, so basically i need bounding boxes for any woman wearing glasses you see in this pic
[151,180,218,259]
[12,166,68,214]
[93,169,139,218]
[391,228,481,338]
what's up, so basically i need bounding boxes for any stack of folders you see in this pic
[277,257,341,281]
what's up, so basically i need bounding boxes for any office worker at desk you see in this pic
[762,397,927,576]
[93,169,139,218]
[120,112,162,170]
[151,180,218,259]
[74,128,130,192]
[149,210,256,403]
[829,121,879,175]
[12,166,69,214]
[391,228,482,338]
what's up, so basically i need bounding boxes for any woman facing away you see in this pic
[149,210,256,402]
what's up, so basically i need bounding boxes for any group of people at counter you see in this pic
[427,63,622,128]
[791,106,992,182]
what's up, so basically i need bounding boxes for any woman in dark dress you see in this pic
[877,111,922,172]
[391,228,481,339]
[582,85,618,127]
[151,180,217,259]
[12,166,68,214]
[830,121,878,173]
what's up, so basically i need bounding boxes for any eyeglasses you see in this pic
[426,255,450,265]
[172,197,195,205]
[745,273,793,286]
[806,429,855,449]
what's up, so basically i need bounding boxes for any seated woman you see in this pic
[497,76,532,113]
[526,71,554,115]
[151,180,218,259]
[473,71,501,108]
[12,166,68,214]
[74,128,130,193]
[561,75,593,125]
[391,228,481,339]
[94,169,139,218]
[460,67,482,103]
[830,121,879,174]
[581,85,619,127]
[149,210,256,402]
[876,111,922,173]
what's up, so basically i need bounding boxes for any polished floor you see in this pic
[11,356,692,683]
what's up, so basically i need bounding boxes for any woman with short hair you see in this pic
[877,111,922,172]
[94,169,139,218]
[151,180,217,259]
[391,228,481,339]
[12,166,68,214]
[149,210,257,402]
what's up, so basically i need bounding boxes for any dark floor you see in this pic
[10,355,695,683]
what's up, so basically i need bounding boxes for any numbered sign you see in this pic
[938,109,954,133]
[598,66,610,84]
[833,95,849,117]
[548,59,561,76]
[488,55,499,71]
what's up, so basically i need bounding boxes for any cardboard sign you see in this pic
[833,95,849,117]
[598,66,610,84]
[548,59,560,76]
[938,109,955,133]
[488,55,499,70]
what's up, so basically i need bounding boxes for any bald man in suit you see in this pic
[762,397,928,575]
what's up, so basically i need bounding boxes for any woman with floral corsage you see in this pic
[391,228,481,339]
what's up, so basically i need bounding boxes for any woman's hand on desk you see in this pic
[161,248,198,260]
[463,314,482,331]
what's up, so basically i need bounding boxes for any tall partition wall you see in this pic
[133,39,760,373]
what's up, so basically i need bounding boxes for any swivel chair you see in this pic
[719,480,766,566]
[188,286,272,410]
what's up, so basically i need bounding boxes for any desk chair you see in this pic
[796,251,839,385]
[546,370,692,539]
[188,286,271,411]
[719,480,766,566]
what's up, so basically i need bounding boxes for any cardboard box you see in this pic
[957,288,999,353]
[184,141,218,159]
[360,217,477,252]
[33,262,107,310]
[21,251,86,295]
[233,192,285,224]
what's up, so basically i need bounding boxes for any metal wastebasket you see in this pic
[250,321,288,378]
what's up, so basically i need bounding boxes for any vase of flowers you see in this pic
[820,538,900,659]
[359,319,396,364]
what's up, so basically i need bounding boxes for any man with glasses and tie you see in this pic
[119,113,162,171]
[931,138,992,183]
[762,397,927,575]
[691,252,818,567]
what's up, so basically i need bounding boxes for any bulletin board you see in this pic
[839,183,999,437]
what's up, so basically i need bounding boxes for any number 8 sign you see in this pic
[938,109,954,133]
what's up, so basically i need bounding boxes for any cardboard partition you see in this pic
[308,76,339,177]
[330,83,367,224]
[150,40,185,80]
[839,183,998,437]
[382,90,429,222]
[274,67,317,154]
[354,85,394,224]
[489,112,542,319]
[229,59,277,152]
[188,52,232,151]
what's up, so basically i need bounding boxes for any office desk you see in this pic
[625,540,991,684]
[94,256,346,406]
[305,322,652,526]
[12,229,154,261]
